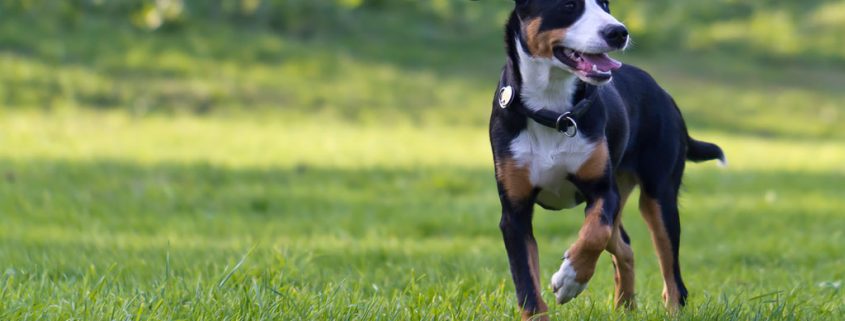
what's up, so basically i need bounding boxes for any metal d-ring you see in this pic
[555,114,578,137]
[563,117,578,137]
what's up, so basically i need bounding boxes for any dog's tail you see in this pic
[686,135,727,166]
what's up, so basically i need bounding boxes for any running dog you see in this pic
[489,0,725,319]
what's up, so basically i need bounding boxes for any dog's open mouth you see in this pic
[553,47,622,82]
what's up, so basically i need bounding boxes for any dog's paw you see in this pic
[550,253,587,304]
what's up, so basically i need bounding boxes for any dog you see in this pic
[489,0,725,319]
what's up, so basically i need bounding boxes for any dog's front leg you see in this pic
[496,160,548,321]
[500,201,548,321]
[551,143,620,304]
[551,181,619,304]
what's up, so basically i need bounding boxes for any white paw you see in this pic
[550,253,587,304]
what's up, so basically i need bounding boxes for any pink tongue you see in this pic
[579,53,622,73]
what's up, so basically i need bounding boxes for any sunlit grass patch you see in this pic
[2,112,843,173]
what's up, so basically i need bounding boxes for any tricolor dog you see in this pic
[489,0,725,319]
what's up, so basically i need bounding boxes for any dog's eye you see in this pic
[599,0,610,12]
[562,0,577,11]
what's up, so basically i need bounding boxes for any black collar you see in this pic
[498,70,596,137]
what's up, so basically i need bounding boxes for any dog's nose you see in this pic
[601,25,629,49]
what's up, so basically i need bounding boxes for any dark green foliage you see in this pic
[2,0,843,61]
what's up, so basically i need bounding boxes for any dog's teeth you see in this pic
[592,64,599,72]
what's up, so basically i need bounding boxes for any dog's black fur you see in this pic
[490,1,724,319]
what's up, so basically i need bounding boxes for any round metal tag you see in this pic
[498,86,514,109]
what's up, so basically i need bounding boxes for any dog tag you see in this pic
[498,86,514,109]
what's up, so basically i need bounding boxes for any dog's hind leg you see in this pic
[606,224,635,309]
[639,178,688,311]
[604,173,637,310]
[496,160,548,321]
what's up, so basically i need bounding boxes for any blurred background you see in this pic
[1,0,843,319]
[1,0,844,128]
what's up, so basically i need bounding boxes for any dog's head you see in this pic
[513,0,629,84]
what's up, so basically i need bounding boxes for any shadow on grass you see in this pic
[2,10,844,140]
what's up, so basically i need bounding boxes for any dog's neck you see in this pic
[513,37,579,113]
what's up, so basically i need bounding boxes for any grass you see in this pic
[1,113,843,320]
[1,5,845,321]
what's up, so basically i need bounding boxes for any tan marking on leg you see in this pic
[496,159,533,201]
[524,18,567,58]
[522,239,548,320]
[606,174,637,309]
[639,193,681,311]
[616,172,638,201]
[607,228,635,310]
[567,199,612,283]
[576,140,609,181]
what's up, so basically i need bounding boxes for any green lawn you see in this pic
[1,9,845,320]
[1,112,843,320]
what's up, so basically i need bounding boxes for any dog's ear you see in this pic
[513,0,528,5]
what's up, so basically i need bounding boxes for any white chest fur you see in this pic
[510,41,597,209]
[510,122,595,209]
